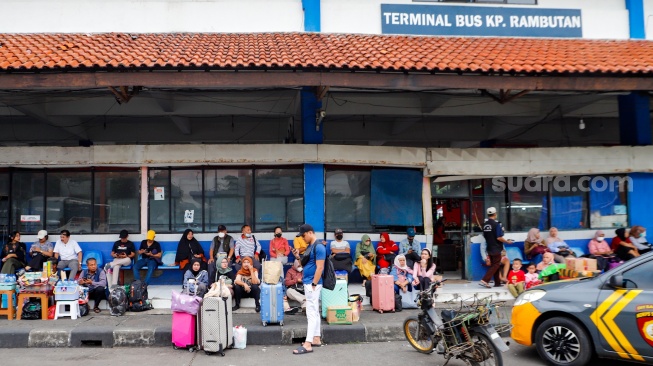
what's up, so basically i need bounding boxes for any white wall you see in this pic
[644,0,653,39]
[0,0,304,33]
[322,0,630,39]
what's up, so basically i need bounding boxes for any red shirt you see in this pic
[507,269,525,285]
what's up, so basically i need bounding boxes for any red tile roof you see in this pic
[0,33,652,75]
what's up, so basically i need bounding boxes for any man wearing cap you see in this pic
[329,228,352,272]
[105,229,136,287]
[53,230,83,280]
[133,230,162,285]
[480,207,513,288]
[208,225,235,285]
[25,230,54,272]
[293,223,325,355]
[399,228,422,268]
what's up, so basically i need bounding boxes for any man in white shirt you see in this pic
[53,230,83,280]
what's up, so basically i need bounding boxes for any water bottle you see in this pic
[0,274,5,282]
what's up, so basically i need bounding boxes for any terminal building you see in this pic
[0,0,652,282]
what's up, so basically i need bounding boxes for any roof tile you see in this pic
[0,33,652,74]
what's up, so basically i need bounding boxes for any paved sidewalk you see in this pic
[0,281,515,348]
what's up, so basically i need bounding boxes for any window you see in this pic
[149,169,170,233]
[506,179,547,232]
[589,175,629,229]
[325,169,372,232]
[0,172,8,241]
[205,169,251,233]
[95,171,140,233]
[549,176,588,230]
[471,179,507,232]
[171,169,203,232]
[622,260,653,290]
[431,180,469,198]
[12,171,45,233]
[255,169,303,231]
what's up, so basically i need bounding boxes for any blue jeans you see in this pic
[133,258,158,284]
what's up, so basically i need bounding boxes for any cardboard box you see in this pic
[326,305,353,325]
[565,258,597,272]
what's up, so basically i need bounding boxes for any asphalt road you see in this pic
[0,340,627,366]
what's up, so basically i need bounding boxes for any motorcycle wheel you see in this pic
[403,316,435,354]
[466,332,502,366]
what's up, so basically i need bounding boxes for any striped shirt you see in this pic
[234,235,261,259]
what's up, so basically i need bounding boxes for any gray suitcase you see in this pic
[199,295,234,356]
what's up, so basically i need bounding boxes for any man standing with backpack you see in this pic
[293,224,324,355]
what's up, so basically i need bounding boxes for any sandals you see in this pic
[479,281,491,288]
[311,343,325,347]
[293,346,313,355]
[93,307,101,313]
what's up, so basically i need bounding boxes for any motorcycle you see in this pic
[403,279,509,366]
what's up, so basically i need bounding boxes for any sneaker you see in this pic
[255,305,261,313]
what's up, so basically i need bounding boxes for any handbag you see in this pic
[291,283,305,294]
[401,290,418,309]
[170,290,202,315]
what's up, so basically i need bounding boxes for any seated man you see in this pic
[233,225,262,272]
[79,257,107,313]
[53,230,83,280]
[398,228,421,268]
[329,228,352,272]
[104,230,136,287]
[133,230,162,285]
[25,230,54,272]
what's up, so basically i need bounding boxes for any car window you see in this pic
[622,259,653,290]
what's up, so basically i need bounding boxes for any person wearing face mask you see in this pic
[398,228,421,268]
[207,225,235,285]
[329,228,352,272]
[630,225,652,254]
[588,230,616,271]
[233,224,262,273]
[284,259,306,313]
[269,226,290,265]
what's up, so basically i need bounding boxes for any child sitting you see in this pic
[524,263,542,289]
[506,259,525,298]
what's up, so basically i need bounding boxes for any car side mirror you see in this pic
[608,274,624,288]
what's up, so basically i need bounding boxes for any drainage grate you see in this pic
[80,340,103,347]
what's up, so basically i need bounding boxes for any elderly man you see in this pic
[79,257,107,313]
[54,230,83,280]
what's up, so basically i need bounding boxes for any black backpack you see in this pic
[128,280,152,312]
[322,256,336,291]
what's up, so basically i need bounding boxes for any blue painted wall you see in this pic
[626,0,645,39]
[302,0,321,32]
[304,164,325,233]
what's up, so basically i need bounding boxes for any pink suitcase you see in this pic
[172,311,197,350]
[371,274,395,313]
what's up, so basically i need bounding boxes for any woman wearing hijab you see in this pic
[376,232,398,270]
[588,230,616,271]
[1,231,27,274]
[523,228,549,265]
[215,257,236,297]
[612,228,640,261]
[232,256,261,312]
[390,254,413,294]
[545,227,573,263]
[175,229,206,272]
[354,234,376,286]
[412,248,436,291]
[183,258,209,297]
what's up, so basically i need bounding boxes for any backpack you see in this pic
[128,280,153,312]
[109,286,128,316]
[322,257,336,291]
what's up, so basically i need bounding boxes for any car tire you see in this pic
[535,317,593,366]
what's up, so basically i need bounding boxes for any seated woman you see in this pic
[269,226,290,265]
[1,231,27,275]
[545,227,575,263]
[232,256,261,312]
[536,252,561,282]
[630,225,652,254]
[524,228,549,266]
[412,248,436,291]
[183,258,209,298]
[175,229,206,273]
[354,234,376,286]
[214,257,236,297]
[376,232,398,271]
[612,228,640,261]
[390,254,413,294]
[588,230,617,271]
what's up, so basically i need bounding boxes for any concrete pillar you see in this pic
[303,163,325,233]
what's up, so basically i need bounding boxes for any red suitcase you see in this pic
[371,274,394,313]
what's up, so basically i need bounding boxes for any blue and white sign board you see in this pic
[381,4,582,38]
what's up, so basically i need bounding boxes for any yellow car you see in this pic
[511,251,653,366]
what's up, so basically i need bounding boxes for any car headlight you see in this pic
[514,289,546,306]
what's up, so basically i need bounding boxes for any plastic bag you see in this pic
[47,305,56,320]
[233,325,247,349]
[21,301,42,320]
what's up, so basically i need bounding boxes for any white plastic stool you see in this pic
[54,300,80,320]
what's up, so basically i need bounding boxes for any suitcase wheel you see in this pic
[220,351,225,357]
[262,321,267,327]
[173,344,179,350]
[280,321,284,326]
